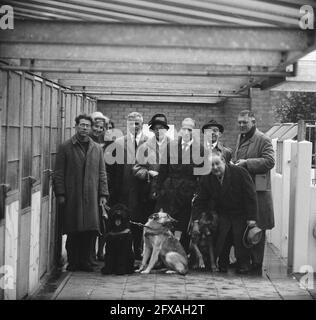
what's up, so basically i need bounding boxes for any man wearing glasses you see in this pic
[53,114,108,272]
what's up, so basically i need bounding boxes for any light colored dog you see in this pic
[136,209,188,275]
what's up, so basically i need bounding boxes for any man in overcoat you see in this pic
[154,118,204,252]
[133,114,171,223]
[233,110,275,274]
[112,112,148,260]
[192,151,258,274]
[53,114,108,272]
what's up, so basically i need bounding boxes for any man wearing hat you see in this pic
[154,117,204,252]
[133,113,171,233]
[113,112,148,260]
[192,151,258,274]
[202,119,232,163]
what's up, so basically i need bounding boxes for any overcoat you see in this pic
[192,164,258,260]
[155,137,204,232]
[112,133,148,220]
[133,136,170,199]
[233,128,275,230]
[204,141,232,163]
[53,135,108,234]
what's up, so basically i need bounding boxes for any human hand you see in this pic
[247,220,256,227]
[151,192,158,200]
[99,196,108,208]
[235,159,247,167]
[148,170,159,177]
[192,221,200,235]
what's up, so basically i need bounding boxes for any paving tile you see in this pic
[32,244,315,301]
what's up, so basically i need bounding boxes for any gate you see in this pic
[0,68,97,299]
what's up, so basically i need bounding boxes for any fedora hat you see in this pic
[202,119,224,134]
[148,113,169,130]
[242,225,263,249]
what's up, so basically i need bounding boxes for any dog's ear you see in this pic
[149,212,159,220]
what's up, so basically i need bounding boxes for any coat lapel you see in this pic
[72,135,89,161]
[86,137,95,158]
[220,165,231,196]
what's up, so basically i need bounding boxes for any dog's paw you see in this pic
[140,269,150,274]
[135,266,145,273]
[198,260,206,269]
[165,270,177,274]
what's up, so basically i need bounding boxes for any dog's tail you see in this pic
[165,252,188,275]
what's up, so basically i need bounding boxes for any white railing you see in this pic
[270,138,316,272]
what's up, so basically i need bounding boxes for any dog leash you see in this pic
[129,220,155,230]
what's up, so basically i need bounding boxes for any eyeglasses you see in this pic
[78,123,91,128]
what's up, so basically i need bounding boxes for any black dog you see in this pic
[101,203,135,275]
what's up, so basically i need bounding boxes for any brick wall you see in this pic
[97,98,252,149]
[250,88,277,133]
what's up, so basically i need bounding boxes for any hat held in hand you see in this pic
[242,224,263,248]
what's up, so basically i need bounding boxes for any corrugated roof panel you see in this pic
[3,0,313,27]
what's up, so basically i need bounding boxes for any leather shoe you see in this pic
[250,263,263,275]
[89,260,99,267]
[79,263,94,272]
[236,267,249,275]
[218,266,228,273]
[66,264,78,272]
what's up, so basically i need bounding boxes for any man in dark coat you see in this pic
[233,110,275,274]
[192,151,258,274]
[154,118,204,252]
[202,119,232,163]
[112,112,148,260]
[53,114,108,272]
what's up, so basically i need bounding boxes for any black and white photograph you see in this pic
[0,0,316,307]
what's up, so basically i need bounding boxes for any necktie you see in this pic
[134,134,138,155]
[182,142,189,151]
[217,175,223,185]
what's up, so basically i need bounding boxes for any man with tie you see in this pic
[113,112,148,260]
[202,119,232,163]
[154,118,204,252]
[192,151,258,274]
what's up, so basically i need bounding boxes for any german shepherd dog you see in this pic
[189,211,218,271]
[101,204,135,275]
[136,209,188,275]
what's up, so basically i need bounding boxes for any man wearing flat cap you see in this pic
[202,119,232,163]
[154,117,204,252]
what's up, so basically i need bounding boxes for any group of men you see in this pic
[53,108,275,275]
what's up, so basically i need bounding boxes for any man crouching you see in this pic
[192,151,258,274]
